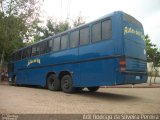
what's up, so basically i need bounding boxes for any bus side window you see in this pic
[48,39,53,52]
[36,44,40,55]
[31,45,37,56]
[53,37,60,52]
[61,34,68,50]
[102,19,112,40]
[22,50,25,59]
[16,51,22,61]
[25,47,30,58]
[70,30,79,48]
[80,27,90,45]
[22,49,27,59]
[92,22,101,42]
[40,41,48,54]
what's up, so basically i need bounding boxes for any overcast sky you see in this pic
[42,0,160,47]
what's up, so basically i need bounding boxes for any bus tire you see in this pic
[61,75,75,93]
[47,74,60,91]
[87,86,99,92]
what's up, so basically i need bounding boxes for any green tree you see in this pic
[33,20,70,42]
[145,35,160,66]
[145,35,160,84]
[33,15,86,42]
[0,0,42,64]
[72,14,85,27]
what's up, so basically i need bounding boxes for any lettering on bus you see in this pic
[27,58,41,67]
[124,26,145,40]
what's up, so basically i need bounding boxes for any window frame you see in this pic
[22,49,27,59]
[101,19,112,40]
[48,38,54,52]
[53,36,61,52]
[39,41,49,55]
[15,51,22,61]
[31,44,39,57]
[91,21,102,43]
[61,33,69,50]
[91,18,112,43]
[80,26,90,46]
[69,29,80,48]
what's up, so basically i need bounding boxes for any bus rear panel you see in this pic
[117,13,147,85]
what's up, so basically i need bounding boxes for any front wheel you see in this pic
[87,86,99,92]
[61,75,75,93]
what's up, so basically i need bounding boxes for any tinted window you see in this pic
[40,41,48,54]
[22,48,31,59]
[26,47,31,58]
[102,19,112,40]
[123,13,142,28]
[31,46,36,56]
[37,45,40,55]
[15,51,22,61]
[61,34,68,50]
[31,44,39,56]
[22,49,27,59]
[80,27,90,45]
[53,37,60,52]
[18,51,22,60]
[48,39,53,51]
[70,30,79,48]
[92,22,101,42]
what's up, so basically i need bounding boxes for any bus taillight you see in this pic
[119,57,126,72]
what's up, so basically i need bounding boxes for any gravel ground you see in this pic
[0,85,160,114]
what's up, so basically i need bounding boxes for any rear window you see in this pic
[123,13,142,28]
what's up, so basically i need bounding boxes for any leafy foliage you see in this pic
[0,0,42,62]
[72,15,85,27]
[33,15,86,42]
[145,35,160,67]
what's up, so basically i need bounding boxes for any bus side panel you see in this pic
[14,60,27,85]
[79,40,116,87]
[79,59,116,87]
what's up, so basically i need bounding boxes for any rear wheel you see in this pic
[47,74,60,91]
[61,75,75,93]
[87,86,99,92]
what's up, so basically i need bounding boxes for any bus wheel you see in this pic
[87,86,99,92]
[47,74,60,91]
[61,75,75,93]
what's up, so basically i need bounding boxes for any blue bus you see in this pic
[8,11,147,93]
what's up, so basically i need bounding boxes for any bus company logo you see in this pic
[124,26,145,40]
[27,58,41,67]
